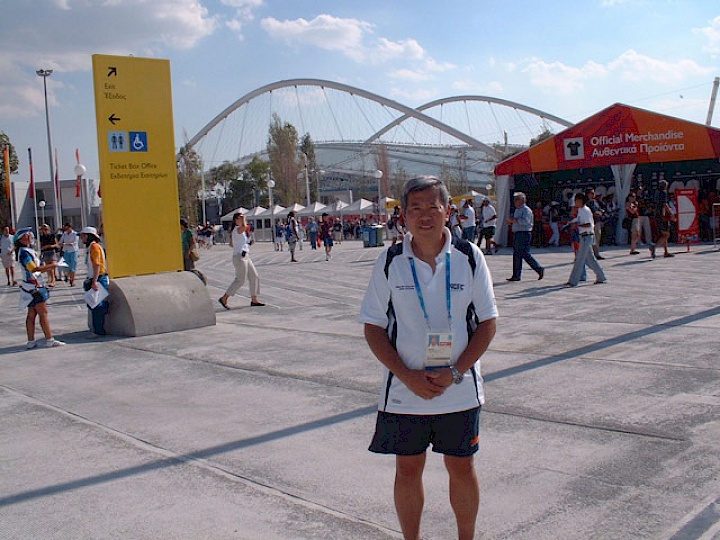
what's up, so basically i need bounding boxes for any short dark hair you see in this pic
[401,176,449,209]
[575,192,588,204]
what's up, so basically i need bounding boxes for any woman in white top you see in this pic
[218,213,264,309]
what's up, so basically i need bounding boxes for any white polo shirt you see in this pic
[359,229,498,415]
[481,204,497,227]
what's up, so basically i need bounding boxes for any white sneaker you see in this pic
[26,340,37,350]
[44,338,66,348]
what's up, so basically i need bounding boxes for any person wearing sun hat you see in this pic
[13,227,65,349]
[80,226,110,337]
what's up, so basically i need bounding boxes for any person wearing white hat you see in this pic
[13,227,65,348]
[80,226,110,337]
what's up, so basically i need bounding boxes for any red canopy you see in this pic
[495,103,720,176]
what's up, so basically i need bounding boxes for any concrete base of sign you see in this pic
[100,272,215,337]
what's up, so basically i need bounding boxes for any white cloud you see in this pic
[389,87,437,103]
[521,50,711,95]
[694,16,720,57]
[0,0,218,119]
[523,58,607,94]
[387,69,434,83]
[261,14,372,61]
[607,49,712,82]
[260,14,455,79]
[600,0,631,6]
[375,38,426,62]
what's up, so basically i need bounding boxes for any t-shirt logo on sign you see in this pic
[564,137,584,161]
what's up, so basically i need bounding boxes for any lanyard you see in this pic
[409,253,452,330]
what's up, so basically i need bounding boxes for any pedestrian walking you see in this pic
[506,192,544,281]
[565,193,606,287]
[286,211,299,262]
[218,212,265,309]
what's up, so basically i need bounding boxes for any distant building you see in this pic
[11,177,102,231]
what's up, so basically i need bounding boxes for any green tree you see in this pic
[529,128,554,147]
[267,113,300,205]
[0,132,19,227]
[243,155,270,206]
[177,143,202,226]
[207,161,243,214]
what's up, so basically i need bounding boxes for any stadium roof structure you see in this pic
[183,78,573,192]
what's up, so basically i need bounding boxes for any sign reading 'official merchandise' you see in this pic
[92,54,182,277]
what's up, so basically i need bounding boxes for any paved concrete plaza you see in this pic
[1,238,719,539]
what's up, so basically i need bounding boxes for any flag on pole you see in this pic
[3,145,10,200]
[75,148,81,197]
[28,148,35,199]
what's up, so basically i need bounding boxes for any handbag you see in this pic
[189,248,200,262]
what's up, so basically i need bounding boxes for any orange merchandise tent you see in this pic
[495,103,720,175]
[493,103,720,244]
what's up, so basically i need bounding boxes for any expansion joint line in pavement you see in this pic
[0,384,396,538]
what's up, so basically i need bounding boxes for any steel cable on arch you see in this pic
[181,79,504,167]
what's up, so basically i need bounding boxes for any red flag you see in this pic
[27,147,35,199]
[75,148,81,197]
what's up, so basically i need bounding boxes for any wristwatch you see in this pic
[449,365,463,385]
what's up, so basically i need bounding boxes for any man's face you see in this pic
[587,190,595,200]
[2,227,8,236]
[514,197,523,208]
[402,188,448,241]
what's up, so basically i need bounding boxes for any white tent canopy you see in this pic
[275,203,305,219]
[244,206,267,218]
[255,205,286,219]
[220,207,250,222]
[297,202,328,216]
[328,200,349,213]
[343,198,374,215]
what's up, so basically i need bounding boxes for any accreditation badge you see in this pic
[424,332,453,368]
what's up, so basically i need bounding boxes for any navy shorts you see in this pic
[28,286,50,308]
[369,407,481,457]
[323,237,334,247]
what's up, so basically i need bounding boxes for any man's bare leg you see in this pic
[395,453,426,540]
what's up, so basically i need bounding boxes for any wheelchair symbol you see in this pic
[129,131,148,152]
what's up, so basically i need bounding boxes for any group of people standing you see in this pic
[447,198,500,256]
[6,223,110,350]
[272,213,336,262]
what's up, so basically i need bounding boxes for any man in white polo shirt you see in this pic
[360,176,498,540]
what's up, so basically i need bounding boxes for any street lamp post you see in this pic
[374,169,383,221]
[37,69,61,229]
[38,200,46,224]
[268,177,275,243]
[302,153,311,207]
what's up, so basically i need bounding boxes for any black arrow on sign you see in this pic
[108,67,117,77]
[108,114,121,125]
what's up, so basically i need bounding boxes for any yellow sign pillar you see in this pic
[92,54,182,277]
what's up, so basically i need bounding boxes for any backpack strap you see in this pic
[451,237,476,276]
[384,242,404,278]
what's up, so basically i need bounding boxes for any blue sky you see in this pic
[1,0,719,183]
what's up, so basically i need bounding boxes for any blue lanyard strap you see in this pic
[409,252,452,330]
